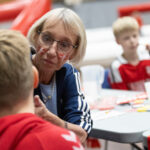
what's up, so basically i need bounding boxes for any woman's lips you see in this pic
[43,58,55,65]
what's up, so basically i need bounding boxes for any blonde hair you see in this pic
[27,8,87,66]
[113,16,139,38]
[0,29,33,109]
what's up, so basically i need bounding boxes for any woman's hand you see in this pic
[34,95,87,144]
[34,95,50,120]
[66,122,88,144]
[34,95,65,126]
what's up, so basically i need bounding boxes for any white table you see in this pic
[90,111,150,143]
[89,89,150,149]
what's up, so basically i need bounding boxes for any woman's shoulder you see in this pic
[56,63,78,81]
[61,63,78,74]
[56,63,79,86]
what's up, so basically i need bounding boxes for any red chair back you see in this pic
[11,0,51,36]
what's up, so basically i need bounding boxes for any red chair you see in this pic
[118,3,150,27]
[0,0,31,22]
[11,0,51,36]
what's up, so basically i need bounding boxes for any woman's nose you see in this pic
[47,41,57,56]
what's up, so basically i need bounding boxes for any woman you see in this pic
[27,8,92,143]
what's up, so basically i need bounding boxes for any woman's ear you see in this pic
[69,49,76,60]
[32,66,39,88]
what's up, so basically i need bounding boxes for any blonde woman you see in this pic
[27,8,92,143]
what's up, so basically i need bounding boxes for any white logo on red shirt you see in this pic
[61,131,84,150]
[73,145,84,150]
[62,131,77,142]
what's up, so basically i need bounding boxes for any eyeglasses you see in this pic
[40,32,78,53]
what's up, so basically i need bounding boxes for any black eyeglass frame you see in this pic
[39,32,78,52]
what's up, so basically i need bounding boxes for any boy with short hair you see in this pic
[109,16,150,91]
[0,29,84,150]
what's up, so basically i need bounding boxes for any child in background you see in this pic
[109,16,150,91]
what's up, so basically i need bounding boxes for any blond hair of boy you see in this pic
[0,29,36,113]
[112,16,139,39]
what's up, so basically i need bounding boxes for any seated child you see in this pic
[0,29,84,150]
[108,16,150,91]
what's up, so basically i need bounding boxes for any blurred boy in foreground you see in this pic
[0,29,84,150]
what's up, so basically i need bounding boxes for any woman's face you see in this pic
[35,20,77,71]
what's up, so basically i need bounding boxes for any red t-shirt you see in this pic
[0,113,84,150]
[109,51,150,91]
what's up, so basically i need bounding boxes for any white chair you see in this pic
[80,65,104,101]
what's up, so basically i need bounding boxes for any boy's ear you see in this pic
[116,38,120,45]
[32,66,39,89]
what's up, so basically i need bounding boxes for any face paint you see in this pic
[39,48,48,56]
[58,51,66,60]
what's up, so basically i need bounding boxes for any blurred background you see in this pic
[1,0,150,29]
[53,0,150,28]
[1,0,150,68]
